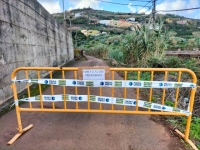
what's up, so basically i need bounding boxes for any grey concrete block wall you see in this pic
[0,0,74,105]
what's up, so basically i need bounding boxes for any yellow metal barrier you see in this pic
[8,67,198,149]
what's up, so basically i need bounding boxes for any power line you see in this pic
[136,6,153,22]
[118,6,152,26]
[129,0,157,1]
[94,0,151,7]
[122,0,152,19]
[137,1,152,14]
[143,5,153,15]
[129,0,152,2]
[157,6,200,12]
[117,1,152,27]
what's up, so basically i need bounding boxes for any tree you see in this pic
[121,22,170,66]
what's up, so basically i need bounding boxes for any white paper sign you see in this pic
[82,69,105,80]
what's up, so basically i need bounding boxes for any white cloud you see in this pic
[127,3,151,14]
[68,0,101,10]
[156,0,199,15]
[68,7,73,11]
[128,3,137,13]
[38,0,62,14]
[138,7,151,14]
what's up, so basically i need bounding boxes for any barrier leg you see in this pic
[185,115,192,141]
[175,88,198,150]
[7,124,33,145]
[175,128,198,150]
[185,88,196,141]
[7,105,33,145]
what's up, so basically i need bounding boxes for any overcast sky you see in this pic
[38,0,200,19]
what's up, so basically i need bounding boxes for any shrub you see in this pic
[106,36,121,45]
[86,43,108,58]
[146,56,200,72]
[121,23,170,66]
[192,32,200,38]
[108,49,123,62]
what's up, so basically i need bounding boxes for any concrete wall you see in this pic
[0,0,74,105]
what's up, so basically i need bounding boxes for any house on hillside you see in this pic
[99,20,110,25]
[126,18,135,23]
[109,20,118,26]
[100,19,140,28]
[74,12,85,18]
[81,30,100,37]
[166,18,173,23]
[176,20,187,25]
[118,20,133,28]
[89,16,99,24]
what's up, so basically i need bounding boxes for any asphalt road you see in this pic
[0,56,187,150]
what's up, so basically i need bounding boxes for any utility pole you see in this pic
[70,17,71,30]
[62,0,65,20]
[62,0,67,30]
[152,0,156,28]
[68,10,72,30]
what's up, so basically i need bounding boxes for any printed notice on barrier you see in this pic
[82,69,105,80]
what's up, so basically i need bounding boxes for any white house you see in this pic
[176,20,187,25]
[99,20,110,25]
[126,18,135,23]
[75,12,82,18]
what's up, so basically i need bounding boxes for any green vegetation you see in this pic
[121,23,169,66]
[75,22,200,72]
[53,8,200,50]
[54,8,200,148]
[86,43,109,58]
[127,72,151,81]
[165,100,174,107]
[72,20,200,148]
[167,116,200,148]
[147,56,200,72]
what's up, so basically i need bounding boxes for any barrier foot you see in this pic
[7,124,33,145]
[175,129,198,150]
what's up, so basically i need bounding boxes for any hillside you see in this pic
[53,9,200,149]
[53,8,200,38]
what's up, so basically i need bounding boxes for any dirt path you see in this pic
[0,56,187,150]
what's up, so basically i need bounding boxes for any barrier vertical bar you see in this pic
[13,83,23,133]
[161,71,168,106]
[74,71,78,109]
[148,71,154,111]
[62,71,67,109]
[124,71,127,111]
[175,71,182,108]
[136,71,140,111]
[37,71,43,109]
[25,71,32,109]
[111,71,115,110]
[8,69,34,145]
[88,87,90,110]
[184,87,196,140]
[50,71,55,109]
[99,86,102,110]
[7,82,24,145]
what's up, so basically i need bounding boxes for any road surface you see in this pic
[0,56,187,150]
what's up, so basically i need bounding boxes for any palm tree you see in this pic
[121,21,170,66]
